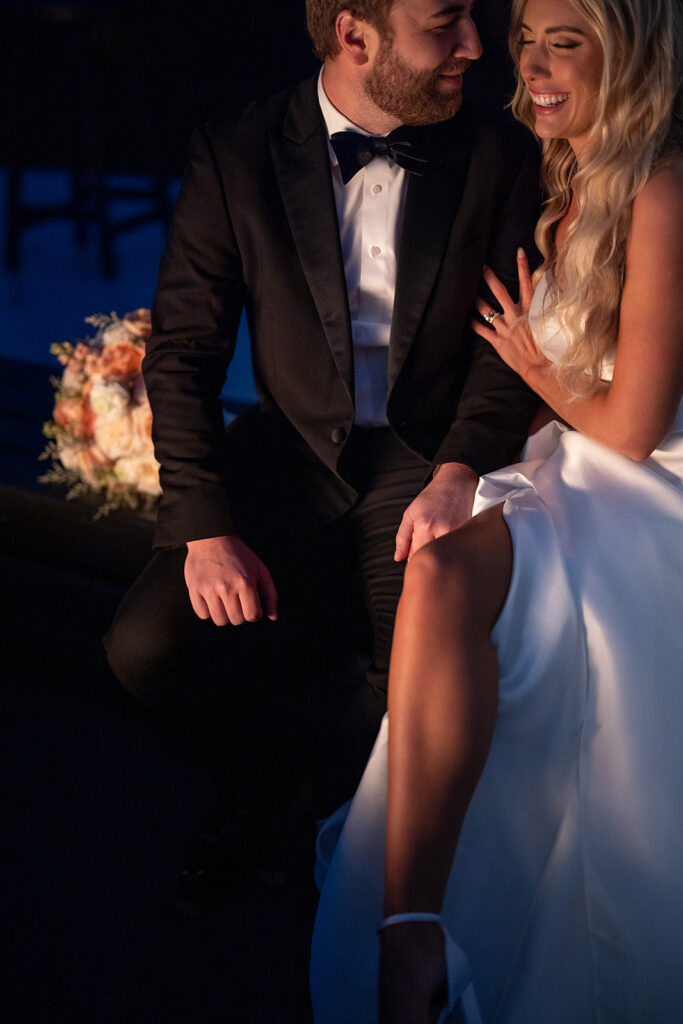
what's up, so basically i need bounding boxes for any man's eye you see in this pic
[431,19,456,33]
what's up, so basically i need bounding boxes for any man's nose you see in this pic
[453,18,483,61]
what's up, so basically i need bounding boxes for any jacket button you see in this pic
[331,426,347,445]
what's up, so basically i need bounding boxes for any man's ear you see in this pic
[335,10,376,66]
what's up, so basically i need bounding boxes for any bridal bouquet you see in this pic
[40,308,161,517]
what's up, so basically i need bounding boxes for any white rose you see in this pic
[61,366,85,393]
[93,402,154,462]
[101,321,132,347]
[90,379,130,422]
[56,440,85,473]
[114,454,161,496]
[57,440,110,486]
[94,416,137,461]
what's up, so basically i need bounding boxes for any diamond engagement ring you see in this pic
[483,310,500,325]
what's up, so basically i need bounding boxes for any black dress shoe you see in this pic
[173,807,260,914]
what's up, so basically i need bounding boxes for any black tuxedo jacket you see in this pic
[144,76,541,549]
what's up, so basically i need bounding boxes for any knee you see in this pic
[103,547,201,706]
[401,521,510,636]
[103,601,182,705]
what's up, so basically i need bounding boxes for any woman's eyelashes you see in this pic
[518,36,581,49]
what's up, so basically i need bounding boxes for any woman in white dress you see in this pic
[310,0,683,1021]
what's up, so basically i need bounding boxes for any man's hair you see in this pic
[305,0,396,61]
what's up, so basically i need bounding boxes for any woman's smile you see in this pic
[530,91,569,110]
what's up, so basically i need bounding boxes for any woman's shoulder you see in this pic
[634,155,683,220]
[630,156,683,254]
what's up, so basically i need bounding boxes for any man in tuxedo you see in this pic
[105,0,539,905]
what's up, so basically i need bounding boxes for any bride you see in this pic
[310,0,683,1021]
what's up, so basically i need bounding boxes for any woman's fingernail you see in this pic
[517,247,526,259]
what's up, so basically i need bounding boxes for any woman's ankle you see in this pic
[378,922,446,1024]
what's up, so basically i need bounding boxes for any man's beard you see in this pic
[365,38,471,126]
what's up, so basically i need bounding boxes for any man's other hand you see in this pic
[184,535,278,626]
[394,462,479,562]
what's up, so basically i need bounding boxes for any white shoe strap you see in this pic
[378,912,442,930]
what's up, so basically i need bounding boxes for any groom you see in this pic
[105,0,540,905]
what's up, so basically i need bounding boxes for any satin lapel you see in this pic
[269,80,354,402]
[388,112,476,391]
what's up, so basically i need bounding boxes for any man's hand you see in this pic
[394,462,479,562]
[184,535,278,626]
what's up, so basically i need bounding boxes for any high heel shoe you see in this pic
[378,912,482,1024]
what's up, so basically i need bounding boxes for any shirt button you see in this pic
[371,183,382,195]
[370,246,382,258]
[331,426,347,445]
[353,324,366,341]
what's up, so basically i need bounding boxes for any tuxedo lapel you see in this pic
[388,111,477,391]
[269,79,354,402]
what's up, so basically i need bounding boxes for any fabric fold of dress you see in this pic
[310,277,683,1023]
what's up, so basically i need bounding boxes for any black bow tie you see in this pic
[329,128,429,185]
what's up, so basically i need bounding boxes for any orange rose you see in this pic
[53,396,95,439]
[101,342,144,381]
[84,351,103,377]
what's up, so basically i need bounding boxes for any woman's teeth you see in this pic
[532,93,569,107]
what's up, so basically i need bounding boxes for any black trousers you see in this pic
[104,422,430,813]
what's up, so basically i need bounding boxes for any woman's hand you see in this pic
[472,248,551,382]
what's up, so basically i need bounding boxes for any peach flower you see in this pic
[132,373,148,405]
[84,350,103,377]
[57,440,111,487]
[122,309,152,339]
[101,322,131,347]
[62,364,86,393]
[115,453,161,496]
[54,396,94,439]
[100,342,144,380]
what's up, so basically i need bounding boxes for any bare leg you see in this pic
[379,505,512,1024]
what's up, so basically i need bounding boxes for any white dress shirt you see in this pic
[317,71,409,426]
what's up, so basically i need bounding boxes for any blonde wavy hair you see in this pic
[509,0,683,391]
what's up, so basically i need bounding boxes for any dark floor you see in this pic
[0,174,318,1023]
[0,404,319,1024]
[2,558,319,1024]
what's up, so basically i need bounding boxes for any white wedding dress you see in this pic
[310,274,683,1023]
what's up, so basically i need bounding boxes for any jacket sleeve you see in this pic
[143,125,245,548]
[433,137,542,476]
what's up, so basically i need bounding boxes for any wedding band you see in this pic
[483,310,500,325]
